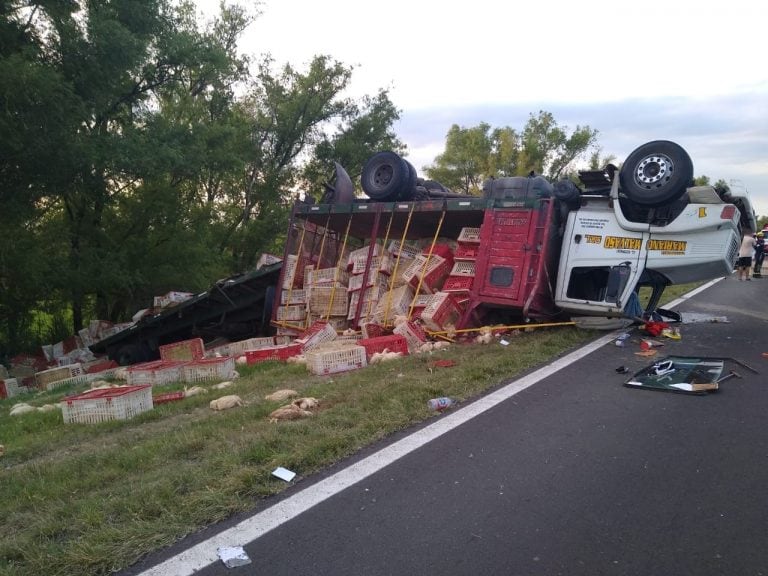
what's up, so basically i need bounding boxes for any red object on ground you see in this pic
[358,334,409,360]
[643,321,669,337]
[430,359,457,368]
[153,391,185,404]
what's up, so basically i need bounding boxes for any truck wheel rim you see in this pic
[374,165,393,187]
[635,154,673,188]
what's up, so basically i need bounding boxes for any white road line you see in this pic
[137,330,619,576]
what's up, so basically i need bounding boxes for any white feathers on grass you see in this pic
[265,389,298,402]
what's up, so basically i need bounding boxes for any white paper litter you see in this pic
[272,466,296,482]
[217,546,251,568]
[499,339,510,346]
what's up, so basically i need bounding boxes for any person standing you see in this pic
[753,232,765,278]
[737,231,756,281]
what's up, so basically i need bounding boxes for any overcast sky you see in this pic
[196,0,768,218]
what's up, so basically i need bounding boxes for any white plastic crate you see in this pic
[305,345,367,375]
[126,361,188,386]
[457,227,481,243]
[388,240,422,260]
[305,266,349,287]
[223,337,276,357]
[277,305,307,322]
[62,385,153,424]
[35,364,83,389]
[280,288,307,305]
[295,321,338,352]
[307,286,349,316]
[182,357,235,383]
[374,284,415,323]
[449,261,476,277]
[393,320,428,352]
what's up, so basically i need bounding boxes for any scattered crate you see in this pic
[457,227,481,243]
[401,254,451,294]
[374,284,416,323]
[153,390,185,404]
[126,360,188,386]
[307,315,349,332]
[183,357,235,383]
[348,290,381,322]
[392,320,428,352]
[35,364,83,389]
[388,240,422,260]
[295,321,338,352]
[361,322,387,339]
[442,275,474,293]
[159,338,205,362]
[274,335,295,345]
[62,385,153,424]
[419,292,462,331]
[358,334,409,360]
[221,337,276,357]
[421,243,454,260]
[410,294,433,320]
[449,261,476,277]
[245,343,303,364]
[0,378,20,399]
[305,345,367,375]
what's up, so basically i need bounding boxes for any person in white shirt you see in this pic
[737,231,756,280]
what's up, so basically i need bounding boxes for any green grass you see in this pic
[0,283,702,576]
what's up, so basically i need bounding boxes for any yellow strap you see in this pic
[408,208,446,317]
[382,204,415,326]
[324,214,353,320]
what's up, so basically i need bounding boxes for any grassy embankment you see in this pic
[0,282,702,576]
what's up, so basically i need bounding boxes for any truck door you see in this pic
[554,204,648,315]
[475,208,542,306]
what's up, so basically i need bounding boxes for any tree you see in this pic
[424,111,598,194]
[301,89,406,199]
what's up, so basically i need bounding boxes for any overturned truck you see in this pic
[91,140,756,364]
[273,140,756,338]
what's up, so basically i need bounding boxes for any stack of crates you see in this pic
[443,227,480,306]
[126,360,189,386]
[305,265,350,329]
[278,253,311,328]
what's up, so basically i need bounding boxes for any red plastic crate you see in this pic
[358,334,410,360]
[85,360,119,374]
[442,275,474,293]
[153,390,185,404]
[62,385,153,424]
[454,244,480,260]
[421,244,454,260]
[392,320,428,352]
[245,343,303,364]
[159,338,205,362]
[420,292,462,332]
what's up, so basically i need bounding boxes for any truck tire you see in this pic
[362,151,409,201]
[619,141,693,207]
[398,160,417,200]
[553,179,580,204]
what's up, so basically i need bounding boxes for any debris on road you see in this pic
[624,356,727,394]
[217,546,251,568]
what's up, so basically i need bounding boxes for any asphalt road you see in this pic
[126,275,768,576]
